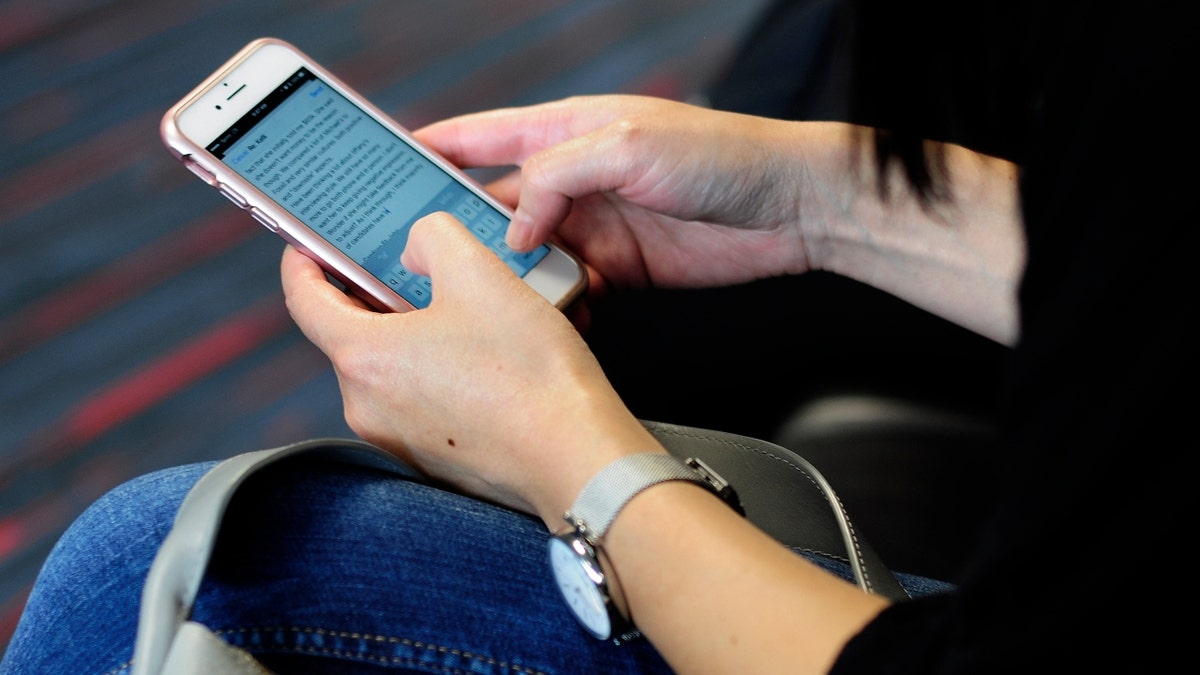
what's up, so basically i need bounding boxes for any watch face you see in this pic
[548,535,611,639]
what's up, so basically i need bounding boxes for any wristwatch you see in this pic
[547,453,742,642]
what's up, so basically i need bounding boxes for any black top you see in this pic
[834,1,1198,670]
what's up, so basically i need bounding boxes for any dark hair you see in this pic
[841,0,1045,201]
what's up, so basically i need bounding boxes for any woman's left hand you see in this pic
[280,213,661,527]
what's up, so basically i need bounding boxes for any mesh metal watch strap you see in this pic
[566,453,707,538]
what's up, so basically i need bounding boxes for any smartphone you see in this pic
[161,37,586,312]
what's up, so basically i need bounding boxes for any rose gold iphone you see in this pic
[161,37,586,312]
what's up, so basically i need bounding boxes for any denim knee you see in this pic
[1,463,216,675]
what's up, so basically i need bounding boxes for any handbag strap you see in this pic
[131,438,417,675]
[131,424,905,674]
[641,420,907,601]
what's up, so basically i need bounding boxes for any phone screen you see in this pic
[205,67,548,309]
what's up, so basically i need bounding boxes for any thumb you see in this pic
[401,212,527,305]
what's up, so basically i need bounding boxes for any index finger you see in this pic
[279,245,375,351]
[412,95,661,170]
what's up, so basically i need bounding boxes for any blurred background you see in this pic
[0,0,776,651]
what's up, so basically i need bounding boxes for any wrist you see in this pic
[532,410,665,530]
[548,451,743,642]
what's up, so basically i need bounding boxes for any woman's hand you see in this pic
[418,94,1025,344]
[415,95,819,298]
[280,216,663,527]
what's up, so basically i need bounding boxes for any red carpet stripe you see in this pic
[59,297,292,452]
[0,296,293,488]
[0,210,258,363]
[0,111,161,225]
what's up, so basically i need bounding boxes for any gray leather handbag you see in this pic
[130,421,907,675]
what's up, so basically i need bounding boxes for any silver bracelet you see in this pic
[564,453,740,540]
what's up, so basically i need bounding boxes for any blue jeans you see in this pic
[1,456,951,674]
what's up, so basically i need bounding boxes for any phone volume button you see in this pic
[249,207,279,232]
[216,183,249,208]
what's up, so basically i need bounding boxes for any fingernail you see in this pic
[507,215,531,251]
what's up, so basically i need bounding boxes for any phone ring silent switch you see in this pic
[182,157,216,183]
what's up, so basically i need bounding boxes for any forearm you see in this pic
[601,481,889,674]
[796,123,1025,345]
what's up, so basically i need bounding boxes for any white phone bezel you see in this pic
[161,37,586,313]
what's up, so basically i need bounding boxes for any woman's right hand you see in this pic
[415,95,830,297]
[418,93,1024,345]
